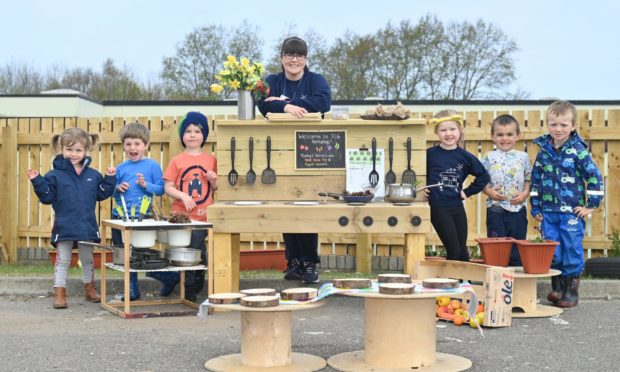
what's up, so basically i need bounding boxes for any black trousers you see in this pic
[282,233,319,264]
[431,206,469,261]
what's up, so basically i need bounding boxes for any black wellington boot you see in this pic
[556,276,580,308]
[547,276,564,303]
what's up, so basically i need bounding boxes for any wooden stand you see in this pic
[204,301,326,371]
[327,292,471,371]
[512,267,563,318]
[100,219,212,319]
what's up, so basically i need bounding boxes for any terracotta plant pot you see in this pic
[240,249,286,271]
[475,237,516,267]
[48,250,112,269]
[516,240,559,274]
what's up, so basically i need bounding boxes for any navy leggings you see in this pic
[283,233,320,264]
[431,206,469,261]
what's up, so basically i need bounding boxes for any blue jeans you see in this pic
[486,206,527,266]
[540,212,585,276]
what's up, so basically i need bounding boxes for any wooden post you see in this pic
[212,232,240,294]
[1,125,18,263]
[356,233,372,273]
[403,233,425,276]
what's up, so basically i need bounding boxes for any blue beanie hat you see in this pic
[178,111,209,147]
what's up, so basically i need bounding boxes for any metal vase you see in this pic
[237,90,255,120]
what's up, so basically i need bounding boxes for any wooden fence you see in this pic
[1,109,618,264]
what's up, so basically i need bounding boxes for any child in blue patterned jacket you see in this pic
[530,100,604,308]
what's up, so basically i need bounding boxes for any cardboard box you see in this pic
[415,259,513,327]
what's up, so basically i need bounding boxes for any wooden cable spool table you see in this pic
[204,300,327,371]
[327,290,471,371]
[512,267,563,318]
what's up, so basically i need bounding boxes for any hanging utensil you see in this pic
[385,137,396,185]
[261,136,276,184]
[246,137,256,185]
[369,137,379,187]
[402,137,416,185]
[228,137,238,186]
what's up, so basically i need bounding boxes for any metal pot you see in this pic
[385,183,416,203]
[111,246,125,265]
[166,247,201,267]
[385,183,445,203]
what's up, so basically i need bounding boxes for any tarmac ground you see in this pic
[1,276,619,372]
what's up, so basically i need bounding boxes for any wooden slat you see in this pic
[587,110,605,241]
[17,118,30,248]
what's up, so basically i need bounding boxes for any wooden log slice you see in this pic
[377,273,412,284]
[422,278,460,289]
[240,288,277,296]
[208,292,246,304]
[332,278,372,289]
[378,283,415,295]
[240,295,280,308]
[281,287,318,301]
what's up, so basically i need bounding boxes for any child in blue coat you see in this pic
[530,101,604,308]
[27,128,116,309]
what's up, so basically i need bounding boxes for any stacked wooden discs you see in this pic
[378,283,415,295]
[422,278,459,289]
[377,273,412,284]
[332,278,372,289]
[240,288,277,296]
[208,292,246,304]
[281,288,318,301]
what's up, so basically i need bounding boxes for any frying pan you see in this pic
[318,192,374,203]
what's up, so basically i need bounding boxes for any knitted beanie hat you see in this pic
[178,111,209,147]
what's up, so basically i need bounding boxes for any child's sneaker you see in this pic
[284,259,303,280]
[301,261,319,284]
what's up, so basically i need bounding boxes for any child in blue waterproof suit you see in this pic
[530,101,604,308]
[111,122,165,301]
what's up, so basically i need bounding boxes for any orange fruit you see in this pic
[477,303,485,313]
[450,299,461,310]
[453,316,464,326]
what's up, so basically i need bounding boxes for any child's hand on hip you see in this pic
[534,214,543,222]
[26,169,39,180]
[573,206,594,219]
[460,191,467,200]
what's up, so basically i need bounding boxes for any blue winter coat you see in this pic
[30,155,115,244]
[257,71,331,116]
[530,132,604,217]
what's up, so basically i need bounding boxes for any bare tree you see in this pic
[0,62,46,94]
[440,19,518,100]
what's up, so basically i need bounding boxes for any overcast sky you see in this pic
[2,0,618,100]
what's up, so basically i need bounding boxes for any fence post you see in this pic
[1,125,18,263]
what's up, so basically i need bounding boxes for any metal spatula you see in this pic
[402,137,416,185]
[261,136,276,184]
[385,137,396,184]
[369,137,379,187]
[228,137,238,186]
[246,137,256,185]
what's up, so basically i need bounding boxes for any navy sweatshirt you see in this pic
[257,71,331,116]
[426,145,490,208]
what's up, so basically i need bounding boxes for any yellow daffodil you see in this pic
[241,57,250,67]
[229,80,240,89]
[227,55,236,63]
[209,84,224,94]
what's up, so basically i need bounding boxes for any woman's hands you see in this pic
[105,167,116,177]
[284,104,308,118]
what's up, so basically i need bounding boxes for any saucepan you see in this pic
[384,183,444,203]
[166,247,202,267]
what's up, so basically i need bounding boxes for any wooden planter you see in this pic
[48,250,112,269]
[475,237,515,267]
[240,249,286,271]
[516,240,559,274]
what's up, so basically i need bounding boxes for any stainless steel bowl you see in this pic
[385,183,416,203]
[165,247,201,267]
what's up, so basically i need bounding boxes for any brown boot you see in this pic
[84,281,101,303]
[556,276,580,308]
[53,287,68,309]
